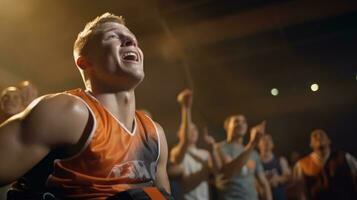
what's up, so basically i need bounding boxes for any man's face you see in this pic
[310,130,330,151]
[19,82,38,106]
[227,115,248,140]
[258,135,274,152]
[0,88,23,115]
[86,22,144,91]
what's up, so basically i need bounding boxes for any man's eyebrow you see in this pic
[103,28,136,39]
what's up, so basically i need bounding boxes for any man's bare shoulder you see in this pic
[21,93,90,147]
[25,93,88,121]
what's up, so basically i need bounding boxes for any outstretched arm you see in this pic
[169,89,193,164]
[292,162,307,200]
[0,94,90,186]
[256,171,272,200]
[202,127,220,174]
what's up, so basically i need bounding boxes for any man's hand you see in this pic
[269,174,280,187]
[203,127,216,148]
[249,121,266,147]
[177,89,193,108]
[215,173,228,190]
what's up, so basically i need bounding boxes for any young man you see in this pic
[214,115,272,200]
[17,80,39,107]
[169,89,212,200]
[293,129,357,200]
[0,13,170,199]
[258,134,291,200]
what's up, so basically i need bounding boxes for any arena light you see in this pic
[310,83,319,92]
[271,88,279,96]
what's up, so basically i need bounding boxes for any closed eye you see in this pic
[105,33,119,40]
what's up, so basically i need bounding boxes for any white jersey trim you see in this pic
[144,114,161,164]
[56,93,98,162]
[85,90,137,136]
[45,92,98,187]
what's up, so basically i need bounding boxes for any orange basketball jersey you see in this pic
[46,89,160,199]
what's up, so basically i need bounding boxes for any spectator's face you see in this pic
[227,115,248,139]
[19,81,38,106]
[258,135,274,152]
[310,130,330,151]
[0,88,23,115]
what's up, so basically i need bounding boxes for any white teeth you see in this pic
[122,51,138,61]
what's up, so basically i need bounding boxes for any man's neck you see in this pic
[313,147,331,164]
[229,136,244,146]
[90,89,136,132]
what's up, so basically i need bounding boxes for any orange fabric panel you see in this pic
[46,89,160,199]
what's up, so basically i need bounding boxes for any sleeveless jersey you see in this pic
[46,89,160,199]
[261,156,285,200]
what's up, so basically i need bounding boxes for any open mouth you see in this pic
[121,51,139,62]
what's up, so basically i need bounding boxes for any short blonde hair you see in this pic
[73,12,125,60]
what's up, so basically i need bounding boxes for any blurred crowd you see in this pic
[166,89,357,200]
[0,81,38,123]
[0,81,38,199]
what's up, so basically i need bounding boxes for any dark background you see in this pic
[0,0,356,159]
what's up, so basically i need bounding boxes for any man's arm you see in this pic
[269,156,292,187]
[346,153,357,176]
[169,89,192,164]
[292,162,307,200]
[219,121,266,179]
[278,157,292,183]
[176,150,211,193]
[256,171,272,200]
[202,127,222,174]
[0,94,90,186]
[155,123,171,194]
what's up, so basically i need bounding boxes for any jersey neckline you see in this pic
[84,89,137,136]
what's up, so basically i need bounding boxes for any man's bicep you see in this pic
[0,117,50,185]
[292,162,304,181]
[23,94,90,146]
[280,157,292,175]
[346,153,357,176]
[154,123,171,194]
[0,94,90,185]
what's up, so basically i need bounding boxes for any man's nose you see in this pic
[121,38,135,47]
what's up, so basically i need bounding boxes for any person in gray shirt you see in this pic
[214,114,272,200]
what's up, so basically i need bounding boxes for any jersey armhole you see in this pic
[143,115,161,164]
[55,93,97,162]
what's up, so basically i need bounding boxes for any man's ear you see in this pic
[76,56,92,70]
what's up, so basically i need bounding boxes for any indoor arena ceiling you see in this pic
[0,0,356,155]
